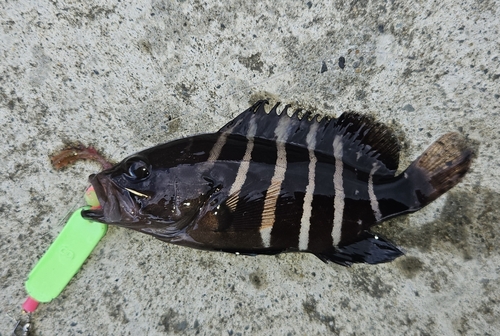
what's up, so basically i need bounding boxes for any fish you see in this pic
[82,100,473,265]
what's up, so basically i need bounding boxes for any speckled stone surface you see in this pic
[1,1,499,335]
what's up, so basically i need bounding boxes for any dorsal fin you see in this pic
[218,100,401,176]
[218,100,275,138]
[218,100,323,147]
[315,111,401,175]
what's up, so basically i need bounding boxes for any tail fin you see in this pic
[405,132,473,208]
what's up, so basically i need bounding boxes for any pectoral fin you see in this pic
[315,232,404,266]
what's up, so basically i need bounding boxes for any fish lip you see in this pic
[82,174,129,224]
[81,174,110,222]
[89,174,108,208]
[81,207,105,221]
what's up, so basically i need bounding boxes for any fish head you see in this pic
[82,153,215,234]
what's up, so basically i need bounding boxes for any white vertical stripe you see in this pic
[208,121,238,163]
[298,122,319,251]
[368,163,382,221]
[332,135,344,246]
[260,116,291,248]
[207,131,229,163]
[228,117,257,195]
[203,125,236,173]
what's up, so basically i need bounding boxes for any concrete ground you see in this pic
[1,0,499,335]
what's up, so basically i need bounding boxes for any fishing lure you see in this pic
[82,101,472,265]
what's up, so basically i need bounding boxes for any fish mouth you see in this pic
[81,174,137,225]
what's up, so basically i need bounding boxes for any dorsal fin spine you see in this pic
[269,102,281,115]
[254,100,268,114]
[282,104,291,117]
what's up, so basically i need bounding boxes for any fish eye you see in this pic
[124,158,150,181]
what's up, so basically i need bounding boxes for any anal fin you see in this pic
[314,232,404,266]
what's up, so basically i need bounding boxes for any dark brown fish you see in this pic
[82,101,473,265]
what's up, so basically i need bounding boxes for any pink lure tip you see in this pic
[22,296,39,313]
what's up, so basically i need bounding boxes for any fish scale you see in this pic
[82,100,473,266]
